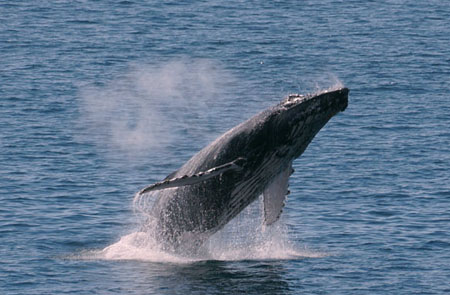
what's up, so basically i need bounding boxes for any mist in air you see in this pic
[78,59,235,157]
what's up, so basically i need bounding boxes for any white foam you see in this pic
[97,232,198,263]
[85,200,327,263]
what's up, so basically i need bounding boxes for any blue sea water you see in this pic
[1,1,449,294]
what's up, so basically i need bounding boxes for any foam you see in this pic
[84,199,327,263]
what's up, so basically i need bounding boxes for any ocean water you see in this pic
[1,1,449,294]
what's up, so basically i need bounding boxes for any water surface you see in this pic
[1,1,449,294]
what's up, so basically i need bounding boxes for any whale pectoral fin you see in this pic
[263,164,291,226]
[137,157,246,195]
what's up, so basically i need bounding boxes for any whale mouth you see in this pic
[322,87,349,112]
[338,87,349,112]
[341,100,348,112]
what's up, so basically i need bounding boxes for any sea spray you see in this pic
[94,196,326,263]
[78,59,234,156]
[296,73,344,96]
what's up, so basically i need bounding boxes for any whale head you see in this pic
[270,87,349,159]
[282,87,349,113]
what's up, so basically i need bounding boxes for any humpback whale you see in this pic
[135,87,349,252]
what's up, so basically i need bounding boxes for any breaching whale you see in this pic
[135,87,349,252]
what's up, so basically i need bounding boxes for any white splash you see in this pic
[86,199,326,263]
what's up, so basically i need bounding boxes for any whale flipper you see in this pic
[138,157,246,195]
[263,164,292,225]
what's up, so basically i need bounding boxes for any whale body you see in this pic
[136,87,349,252]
